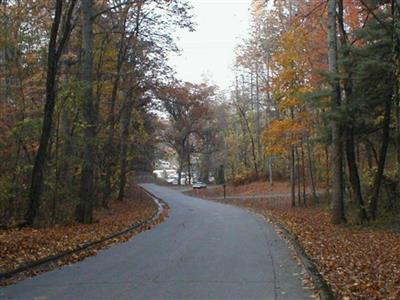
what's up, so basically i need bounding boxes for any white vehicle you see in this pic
[192,181,207,189]
[166,177,175,184]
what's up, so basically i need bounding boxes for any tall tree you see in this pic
[77,0,95,223]
[338,0,368,223]
[327,0,345,224]
[117,0,143,201]
[25,0,76,226]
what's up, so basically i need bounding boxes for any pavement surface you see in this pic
[1,184,312,300]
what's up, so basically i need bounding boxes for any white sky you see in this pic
[168,0,252,91]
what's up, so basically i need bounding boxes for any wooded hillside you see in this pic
[182,0,400,226]
[0,0,192,227]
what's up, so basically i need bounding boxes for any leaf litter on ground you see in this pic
[0,186,169,285]
[200,182,400,300]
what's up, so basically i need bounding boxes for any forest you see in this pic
[1,0,398,227]
[0,0,400,227]
[0,0,193,226]
[158,0,400,226]
[227,0,400,226]
[1,0,400,297]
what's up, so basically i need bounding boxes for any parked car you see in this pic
[192,181,207,189]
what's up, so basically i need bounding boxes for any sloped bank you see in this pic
[0,185,168,286]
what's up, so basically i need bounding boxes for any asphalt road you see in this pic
[1,184,312,300]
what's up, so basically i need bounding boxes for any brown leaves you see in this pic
[0,190,169,286]
[208,195,400,299]
[187,181,292,198]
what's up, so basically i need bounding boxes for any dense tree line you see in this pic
[0,0,192,227]
[199,0,400,224]
[1,0,399,228]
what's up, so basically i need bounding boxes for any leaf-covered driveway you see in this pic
[1,184,312,300]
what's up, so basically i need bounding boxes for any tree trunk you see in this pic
[117,89,135,201]
[290,147,296,207]
[187,152,191,184]
[338,0,368,223]
[392,0,400,189]
[328,0,345,224]
[178,165,182,186]
[300,139,307,206]
[200,152,210,183]
[59,94,74,187]
[237,104,258,178]
[268,156,273,186]
[325,145,330,198]
[306,136,318,202]
[25,0,64,226]
[255,62,262,166]
[369,100,392,219]
[77,0,95,224]
[186,137,192,185]
[345,127,368,222]
[295,146,301,206]
[103,8,130,207]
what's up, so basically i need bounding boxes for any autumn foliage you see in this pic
[201,187,400,299]
[0,185,167,285]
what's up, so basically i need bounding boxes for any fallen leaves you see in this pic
[187,181,293,198]
[208,196,400,299]
[0,186,169,286]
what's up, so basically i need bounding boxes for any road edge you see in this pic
[256,212,336,300]
[193,193,336,300]
[0,186,167,282]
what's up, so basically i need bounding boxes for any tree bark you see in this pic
[328,0,346,224]
[345,127,368,222]
[187,143,191,185]
[338,0,368,223]
[290,146,296,207]
[369,100,392,219]
[116,1,143,199]
[306,136,318,202]
[117,89,135,201]
[25,0,76,226]
[237,104,258,178]
[300,139,307,206]
[77,0,95,223]
[392,0,400,189]
[295,145,301,206]
[268,156,273,186]
[103,7,130,207]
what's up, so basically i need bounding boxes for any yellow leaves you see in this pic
[262,116,310,155]
[270,21,318,115]
[279,98,302,110]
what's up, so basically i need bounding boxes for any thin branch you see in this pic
[55,0,78,60]
[358,0,392,35]
[91,0,140,20]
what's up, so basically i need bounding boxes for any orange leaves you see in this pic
[279,98,302,110]
[263,117,310,155]
[0,187,162,284]
[217,197,400,300]
[192,180,400,298]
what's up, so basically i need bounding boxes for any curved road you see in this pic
[1,184,312,300]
